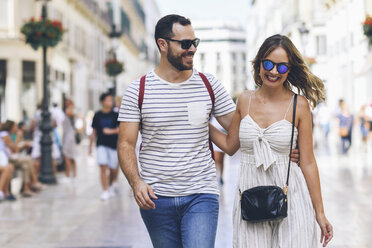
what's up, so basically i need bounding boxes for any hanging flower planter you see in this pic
[362,15,372,44]
[20,17,64,50]
[105,59,124,77]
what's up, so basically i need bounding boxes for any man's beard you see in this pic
[167,46,194,71]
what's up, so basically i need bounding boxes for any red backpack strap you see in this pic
[199,72,215,111]
[139,75,146,112]
[199,72,216,161]
[138,75,146,151]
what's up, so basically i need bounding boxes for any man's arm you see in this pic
[215,111,235,131]
[89,129,96,155]
[102,127,119,135]
[118,122,157,209]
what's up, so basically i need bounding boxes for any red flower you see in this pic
[36,32,41,37]
[46,20,50,26]
[49,33,54,38]
[363,15,372,26]
[30,17,35,22]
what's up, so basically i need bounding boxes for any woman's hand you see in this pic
[316,213,333,247]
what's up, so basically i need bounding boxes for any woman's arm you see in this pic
[297,96,333,247]
[2,134,20,153]
[209,95,243,156]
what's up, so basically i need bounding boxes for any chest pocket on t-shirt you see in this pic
[187,102,208,127]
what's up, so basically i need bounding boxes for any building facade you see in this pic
[193,20,247,96]
[245,0,372,112]
[0,0,160,123]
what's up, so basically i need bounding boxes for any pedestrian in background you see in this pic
[209,34,333,247]
[337,99,353,154]
[359,104,369,151]
[89,93,119,201]
[365,102,372,146]
[62,101,78,182]
[0,123,15,202]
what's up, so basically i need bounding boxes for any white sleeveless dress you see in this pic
[233,94,318,248]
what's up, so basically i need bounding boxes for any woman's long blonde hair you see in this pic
[252,34,324,108]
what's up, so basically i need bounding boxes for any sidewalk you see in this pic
[0,141,372,247]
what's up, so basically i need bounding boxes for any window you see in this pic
[216,52,220,60]
[121,10,131,35]
[0,0,9,28]
[22,61,37,120]
[242,53,246,61]
[22,61,36,83]
[231,52,236,60]
[200,53,205,63]
[316,35,327,56]
[216,65,221,73]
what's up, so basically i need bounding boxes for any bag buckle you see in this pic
[282,185,288,195]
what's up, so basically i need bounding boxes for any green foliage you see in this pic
[105,59,124,77]
[21,17,64,50]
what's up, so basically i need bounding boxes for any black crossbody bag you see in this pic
[240,94,297,222]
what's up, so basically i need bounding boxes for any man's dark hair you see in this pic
[100,92,112,102]
[154,14,191,50]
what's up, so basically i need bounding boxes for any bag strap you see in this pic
[199,72,215,110]
[285,94,297,188]
[139,75,146,112]
[198,72,215,161]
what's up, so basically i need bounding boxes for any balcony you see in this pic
[78,0,111,27]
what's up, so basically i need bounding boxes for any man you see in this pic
[118,15,298,247]
[89,93,119,201]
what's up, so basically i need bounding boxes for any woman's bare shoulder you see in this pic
[295,94,312,117]
[238,90,254,102]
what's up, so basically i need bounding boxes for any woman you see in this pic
[1,120,42,197]
[210,34,333,247]
[337,100,353,154]
[62,102,78,180]
[0,123,14,201]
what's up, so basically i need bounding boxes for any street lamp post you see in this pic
[298,22,310,56]
[37,0,56,184]
[109,24,121,96]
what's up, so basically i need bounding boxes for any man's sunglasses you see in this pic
[262,59,290,74]
[163,38,200,49]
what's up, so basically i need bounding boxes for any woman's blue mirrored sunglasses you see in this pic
[262,59,289,74]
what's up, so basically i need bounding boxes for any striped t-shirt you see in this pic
[118,69,236,197]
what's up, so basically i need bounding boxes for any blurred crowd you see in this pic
[0,98,86,202]
[312,99,372,155]
[0,95,125,203]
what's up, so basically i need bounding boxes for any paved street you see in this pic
[1,137,372,248]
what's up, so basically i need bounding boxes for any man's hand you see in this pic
[132,180,158,210]
[290,148,300,165]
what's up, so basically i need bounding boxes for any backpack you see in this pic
[138,72,215,160]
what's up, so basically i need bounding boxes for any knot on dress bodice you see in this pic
[252,130,276,170]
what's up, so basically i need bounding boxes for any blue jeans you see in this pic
[140,193,219,248]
